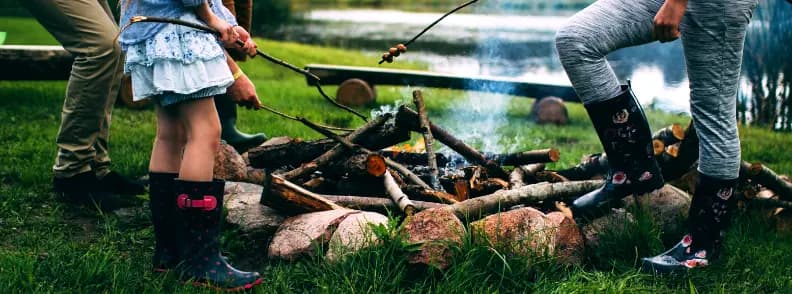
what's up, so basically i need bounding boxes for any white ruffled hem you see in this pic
[129,56,234,101]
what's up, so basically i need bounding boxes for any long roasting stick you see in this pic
[378,0,480,64]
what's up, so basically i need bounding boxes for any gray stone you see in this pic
[267,209,359,261]
[326,211,389,261]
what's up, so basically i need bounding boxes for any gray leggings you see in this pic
[555,0,758,180]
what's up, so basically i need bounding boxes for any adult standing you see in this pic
[21,0,145,211]
[554,0,757,273]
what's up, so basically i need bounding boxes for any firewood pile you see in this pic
[215,93,792,269]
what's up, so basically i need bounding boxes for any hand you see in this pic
[207,16,238,46]
[226,73,263,110]
[233,26,258,57]
[653,0,687,42]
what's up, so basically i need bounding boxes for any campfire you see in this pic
[215,90,792,269]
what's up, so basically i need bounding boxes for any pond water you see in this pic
[276,9,693,113]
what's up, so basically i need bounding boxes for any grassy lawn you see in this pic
[2,17,792,292]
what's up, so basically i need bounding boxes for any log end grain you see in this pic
[336,78,376,106]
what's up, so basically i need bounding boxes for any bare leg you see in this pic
[149,105,186,173]
[176,98,222,181]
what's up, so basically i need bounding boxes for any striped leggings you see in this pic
[555,0,758,180]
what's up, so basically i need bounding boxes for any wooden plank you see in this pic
[0,45,73,80]
[305,64,579,102]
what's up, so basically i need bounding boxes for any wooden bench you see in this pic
[304,64,579,103]
[0,45,73,80]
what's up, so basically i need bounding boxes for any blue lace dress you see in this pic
[120,1,235,106]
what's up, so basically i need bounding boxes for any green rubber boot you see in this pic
[215,94,267,153]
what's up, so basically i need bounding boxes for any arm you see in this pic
[653,0,688,42]
[225,53,263,109]
[194,2,237,45]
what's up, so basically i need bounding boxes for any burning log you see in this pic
[279,114,393,181]
[744,162,792,200]
[384,170,417,216]
[413,90,442,190]
[261,174,345,216]
[323,195,444,213]
[471,178,510,195]
[535,171,571,183]
[395,106,510,180]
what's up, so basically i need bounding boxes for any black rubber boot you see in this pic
[149,172,180,272]
[215,94,267,153]
[98,171,146,195]
[641,173,738,274]
[571,85,664,220]
[174,179,262,291]
[53,171,137,212]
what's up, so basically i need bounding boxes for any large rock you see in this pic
[402,207,465,270]
[214,142,248,181]
[224,182,285,245]
[623,184,691,233]
[470,207,583,265]
[267,209,359,261]
[326,211,389,261]
[581,208,634,249]
[545,212,585,265]
[530,97,568,125]
[471,207,551,255]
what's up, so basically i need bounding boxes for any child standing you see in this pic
[118,0,261,290]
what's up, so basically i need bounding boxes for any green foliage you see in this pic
[2,16,792,292]
[251,0,294,35]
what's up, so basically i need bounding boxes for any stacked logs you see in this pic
[246,91,573,219]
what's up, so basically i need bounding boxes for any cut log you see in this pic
[384,170,416,216]
[261,174,345,215]
[530,96,569,125]
[402,185,459,204]
[661,121,698,180]
[323,195,444,213]
[322,152,387,180]
[652,139,665,156]
[471,178,510,196]
[484,148,560,166]
[447,180,604,221]
[395,106,510,180]
[335,78,376,107]
[745,162,792,200]
[652,123,685,146]
[278,113,393,180]
[510,166,527,189]
[555,153,608,181]
[413,90,442,190]
[535,171,571,183]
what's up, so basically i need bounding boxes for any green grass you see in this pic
[2,17,792,292]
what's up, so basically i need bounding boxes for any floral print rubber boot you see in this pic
[642,174,738,273]
[571,84,665,221]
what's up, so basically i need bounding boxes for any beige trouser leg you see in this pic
[22,0,124,178]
